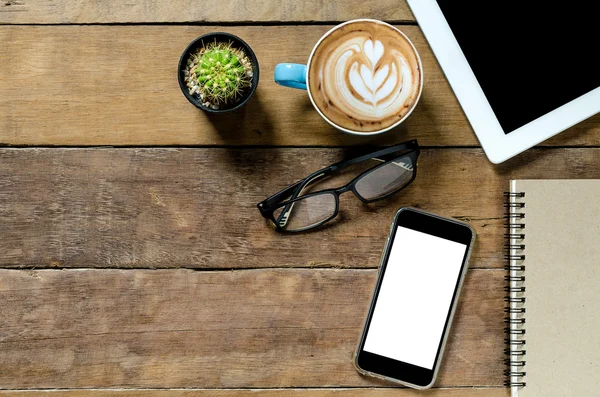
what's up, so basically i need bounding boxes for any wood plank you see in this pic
[3,147,600,269]
[0,388,509,396]
[1,25,599,147]
[0,0,415,24]
[0,269,504,388]
[0,25,464,147]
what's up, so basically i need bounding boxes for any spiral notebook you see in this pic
[506,180,600,397]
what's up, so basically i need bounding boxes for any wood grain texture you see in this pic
[0,0,415,24]
[0,268,504,388]
[0,25,463,147]
[0,388,509,396]
[2,25,599,147]
[3,147,600,269]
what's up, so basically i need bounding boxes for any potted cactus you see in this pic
[178,33,260,113]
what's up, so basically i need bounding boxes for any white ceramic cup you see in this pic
[274,19,424,136]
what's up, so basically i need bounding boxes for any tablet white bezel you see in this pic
[407,0,600,163]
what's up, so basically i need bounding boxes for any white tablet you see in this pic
[407,1,600,163]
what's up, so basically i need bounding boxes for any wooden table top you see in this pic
[1,2,599,396]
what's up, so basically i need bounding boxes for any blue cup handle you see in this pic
[274,63,307,90]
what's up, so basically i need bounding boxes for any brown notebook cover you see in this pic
[507,180,600,397]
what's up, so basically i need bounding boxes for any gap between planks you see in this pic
[0,21,420,26]
[0,388,509,396]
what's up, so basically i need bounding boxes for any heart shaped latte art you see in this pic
[348,39,398,106]
[333,38,414,119]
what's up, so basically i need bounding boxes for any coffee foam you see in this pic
[309,21,422,133]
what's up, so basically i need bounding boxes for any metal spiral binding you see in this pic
[503,191,526,388]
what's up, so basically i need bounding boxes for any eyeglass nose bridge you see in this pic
[335,185,353,195]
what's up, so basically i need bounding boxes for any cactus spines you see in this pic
[184,40,253,110]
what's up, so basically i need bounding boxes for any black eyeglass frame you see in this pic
[257,140,420,232]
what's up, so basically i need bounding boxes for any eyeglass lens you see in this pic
[273,192,337,231]
[354,155,414,201]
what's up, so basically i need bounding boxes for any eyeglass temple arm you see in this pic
[332,139,419,169]
[258,180,302,213]
[372,152,413,163]
[287,140,419,200]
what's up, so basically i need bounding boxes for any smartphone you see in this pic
[355,207,475,389]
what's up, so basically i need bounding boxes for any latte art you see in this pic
[309,21,422,133]
[337,38,413,117]
[349,39,396,106]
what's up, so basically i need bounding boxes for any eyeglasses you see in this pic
[257,140,420,232]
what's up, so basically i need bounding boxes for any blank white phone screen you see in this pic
[363,226,467,370]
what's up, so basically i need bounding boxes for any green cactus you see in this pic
[192,42,252,107]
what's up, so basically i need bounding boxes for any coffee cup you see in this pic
[274,19,423,136]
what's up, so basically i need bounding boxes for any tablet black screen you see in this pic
[436,2,600,134]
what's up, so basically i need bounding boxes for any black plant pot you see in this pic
[178,32,260,113]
